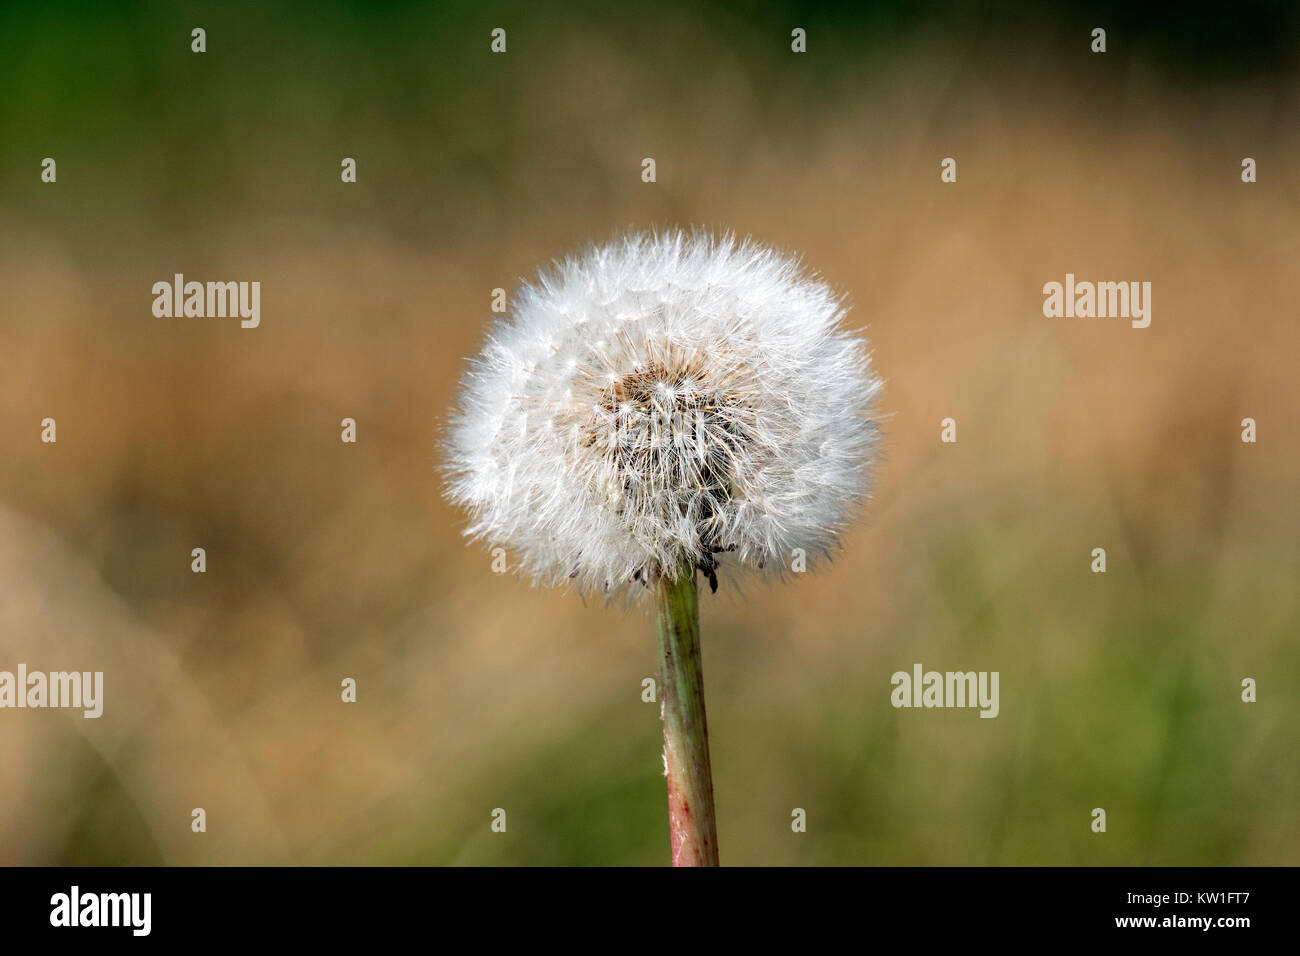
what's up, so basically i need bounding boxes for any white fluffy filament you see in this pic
[443,229,883,601]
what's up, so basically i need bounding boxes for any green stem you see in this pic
[654,569,720,866]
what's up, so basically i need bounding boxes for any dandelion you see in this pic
[444,229,882,865]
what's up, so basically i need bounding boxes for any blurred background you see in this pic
[0,0,1297,864]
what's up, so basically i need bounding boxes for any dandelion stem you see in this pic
[654,569,720,866]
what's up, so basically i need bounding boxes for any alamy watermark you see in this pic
[50,886,150,936]
[0,665,103,718]
[1043,273,1151,328]
[152,274,260,328]
[891,663,999,718]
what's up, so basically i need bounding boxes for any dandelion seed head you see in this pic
[443,229,883,601]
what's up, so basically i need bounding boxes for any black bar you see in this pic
[0,866,1288,942]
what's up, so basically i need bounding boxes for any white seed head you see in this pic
[443,229,883,601]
